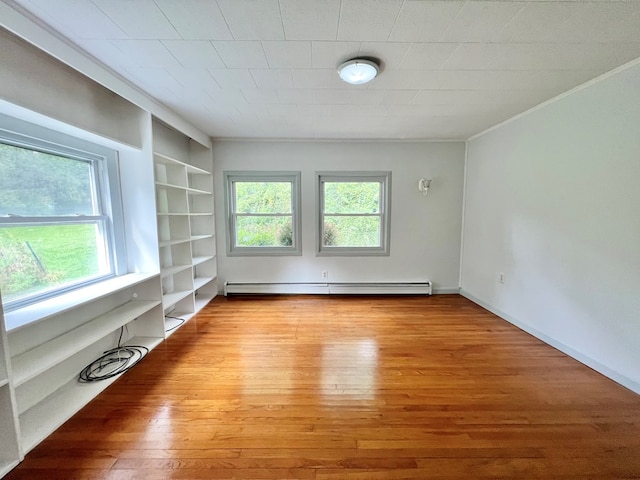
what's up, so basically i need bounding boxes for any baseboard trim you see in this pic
[224,281,432,296]
[460,289,640,395]
[432,287,460,295]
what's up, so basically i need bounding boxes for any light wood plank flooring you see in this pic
[5,295,640,479]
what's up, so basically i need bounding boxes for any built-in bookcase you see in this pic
[152,119,217,334]
[6,275,163,454]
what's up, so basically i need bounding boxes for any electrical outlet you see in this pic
[499,273,505,284]
[322,270,329,280]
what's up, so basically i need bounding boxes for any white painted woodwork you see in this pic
[152,120,218,334]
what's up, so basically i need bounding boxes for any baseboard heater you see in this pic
[224,281,432,296]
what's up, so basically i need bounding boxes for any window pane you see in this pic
[324,216,380,247]
[235,182,291,214]
[236,216,293,247]
[0,223,109,305]
[0,143,95,216]
[323,182,380,214]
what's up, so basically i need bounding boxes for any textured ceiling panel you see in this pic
[9,0,640,139]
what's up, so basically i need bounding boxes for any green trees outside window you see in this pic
[318,172,391,256]
[225,172,301,256]
[234,181,293,247]
[0,129,119,310]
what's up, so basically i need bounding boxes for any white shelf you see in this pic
[18,336,161,454]
[193,276,215,290]
[189,212,213,216]
[159,238,191,247]
[155,181,187,191]
[154,152,210,175]
[12,300,161,387]
[192,255,215,266]
[191,234,213,241]
[157,212,189,216]
[160,264,192,278]
[5,273,158,332]
[0,378,8,388]
[162,290,192,308]
[187,187,210,195]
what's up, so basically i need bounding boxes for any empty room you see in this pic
[0,1,639,478]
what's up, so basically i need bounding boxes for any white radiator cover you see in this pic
[224,282,432,296]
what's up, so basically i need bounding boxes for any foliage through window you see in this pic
[318,172,391,256]
[0,122,123,310]
[225,172,301,256]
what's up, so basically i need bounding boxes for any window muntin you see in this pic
[225,172,301,256]
[318,172,391,256]
[0,125,122,311]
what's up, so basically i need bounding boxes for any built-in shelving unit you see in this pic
[0,13,217,477]
[5,274,163,455]
[153,119,217,334]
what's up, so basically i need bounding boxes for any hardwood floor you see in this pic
[6,295,640,479]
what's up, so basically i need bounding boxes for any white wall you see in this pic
[461,62,640,393]
[213,140,465,293]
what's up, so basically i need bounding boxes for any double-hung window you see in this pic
[318,171,391,256]
[225,171,301,256]
[0,117,124,311]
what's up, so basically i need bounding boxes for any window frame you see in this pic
[224,171,302,256]
[0,115,126,312]
[317,171,391,256]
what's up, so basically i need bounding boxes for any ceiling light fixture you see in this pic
[337,58,379,85]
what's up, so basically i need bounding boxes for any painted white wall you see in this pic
[213,140,465,293]
[461,62,640,392]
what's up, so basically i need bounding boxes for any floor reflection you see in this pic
[321,338,378,401]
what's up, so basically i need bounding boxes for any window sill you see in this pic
[4,273,159,332]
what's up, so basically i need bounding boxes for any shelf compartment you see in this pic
[155,187,188,215]
[162,290,192,309]
[18,336,161,454]
[193,276,215,291]
[194,291,217,312]
[192,255,215,266]
[11,300,161,387]
[157,214,190,244]
[189,194,213,215]
[153,156,188,187]
[160,264,192,278]
[154,152,209,175]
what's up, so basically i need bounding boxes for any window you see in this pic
[318,171,391,256]
[225,171,301,256]
[0,117,125,311]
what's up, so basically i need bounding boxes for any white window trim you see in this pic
[224,171,302,256]
[0,113,126,312]
[316,171,391,257]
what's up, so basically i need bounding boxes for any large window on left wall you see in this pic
[0,117,125,311]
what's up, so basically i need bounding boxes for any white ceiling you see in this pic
[9,0,640,140]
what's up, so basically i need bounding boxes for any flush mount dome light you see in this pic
[337,58,379,85]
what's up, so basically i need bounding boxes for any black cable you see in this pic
[165,315,185,332]
[78,327,149,383]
